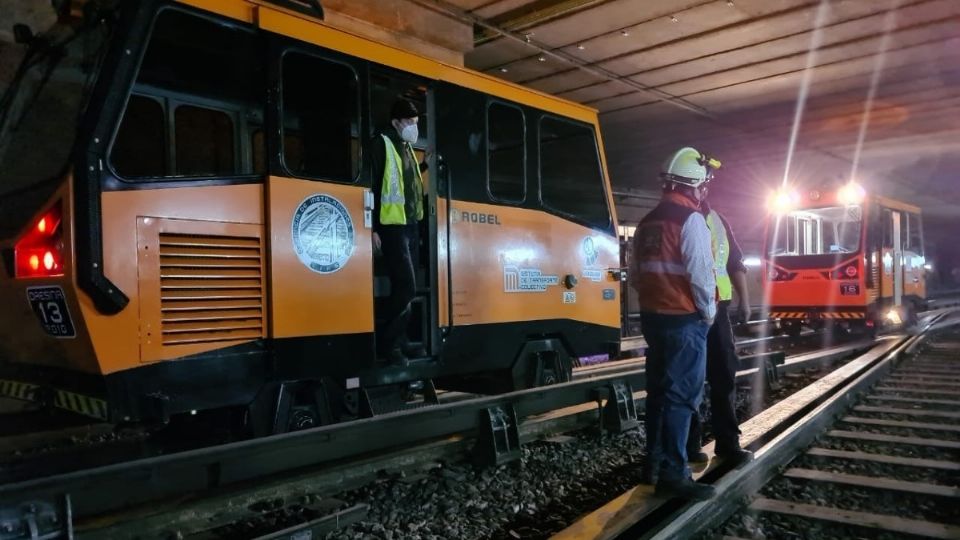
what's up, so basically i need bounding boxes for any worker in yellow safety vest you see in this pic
[686,160,754,467]
[371,99,427,366]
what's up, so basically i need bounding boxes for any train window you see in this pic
[110,9,264,179]
[487,102,525,203]
[281,52,359,182]
[539,116,610,230]
[112,95,166,178]
[907,212,923,253]
[175,106,235,176]
[768,206,861,256]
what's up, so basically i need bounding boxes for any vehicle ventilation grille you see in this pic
[868,260,880,301]
[158,233,264,346]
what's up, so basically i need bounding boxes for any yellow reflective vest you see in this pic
[380,135,424,226]
[706,209,733,301]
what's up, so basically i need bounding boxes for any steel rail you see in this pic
[0,367,651,519]
[1,307,949,530]
[69,340,869,539]
[0,334,866,526]
[551,309,955,539]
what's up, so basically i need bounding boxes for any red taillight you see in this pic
[15,202,65,278]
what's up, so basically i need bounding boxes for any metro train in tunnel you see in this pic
[763,182,927,335]
[0,0,622,434]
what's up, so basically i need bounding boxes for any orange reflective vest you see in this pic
[631,192,701,315]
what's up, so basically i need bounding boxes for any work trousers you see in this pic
[688,300,742,455]
[641,312,709,482]
[377,224,416,355]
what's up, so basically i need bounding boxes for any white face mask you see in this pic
[400,123,419,144]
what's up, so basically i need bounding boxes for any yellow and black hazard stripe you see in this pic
[0,379,40,401]
[820,312,866,320]
[0,378,108,421]
[53,390,109,421]
[769,312,806,319]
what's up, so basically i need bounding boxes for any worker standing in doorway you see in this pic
[686,162,755,467]
[371,99,428,366]
[631,147,716,501]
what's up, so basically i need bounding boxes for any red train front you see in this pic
[762,182,927,335]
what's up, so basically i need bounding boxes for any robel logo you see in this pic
[451,209,501,225]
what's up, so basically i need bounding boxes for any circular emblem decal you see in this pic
[582,236,599,267]
[292,194,355,274]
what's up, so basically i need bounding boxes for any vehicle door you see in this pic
[264,35,376,372]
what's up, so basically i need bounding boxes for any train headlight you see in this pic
[837,181,866,206]
[767,188,799,214]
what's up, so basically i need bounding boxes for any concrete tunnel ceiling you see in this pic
[424,0,960,260]
[2,0,958,264]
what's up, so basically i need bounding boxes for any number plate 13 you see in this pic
[26,286,76,338]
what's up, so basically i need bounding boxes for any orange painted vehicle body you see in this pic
[0,0,620,425]
[763,188,926,329]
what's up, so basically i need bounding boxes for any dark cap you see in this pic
[391,99,420,120]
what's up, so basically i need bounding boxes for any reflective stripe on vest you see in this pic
[630,194,700,315]
[707,210,733,301]
[380,135,424,225]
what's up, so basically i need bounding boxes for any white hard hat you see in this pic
[661,147,708,188]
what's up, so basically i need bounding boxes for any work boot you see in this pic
[687,450,710,464]
[655,477,715,501]
[716,448,753,467]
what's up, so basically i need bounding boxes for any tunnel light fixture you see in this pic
[538,56,546,62]
[499,67,508,73]
[621,30,630,37]
[577,44,586,50]
[670,15,679,23]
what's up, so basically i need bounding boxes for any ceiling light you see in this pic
[538,56,546,62]
[499,67,508,73]
[577,44,586,50]
[620,30,630,37]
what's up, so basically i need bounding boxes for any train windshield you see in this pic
[767,205,862,257]
[0,14,111,231]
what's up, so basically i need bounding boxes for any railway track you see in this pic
[0,333,888,538]
[0,305,955,538]
[0,323,839,477]
[555,309,960,540]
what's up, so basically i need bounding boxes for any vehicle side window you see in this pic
[281,52,359,182]
[175,105,235,176]
[487,102,525,203]
[112,95,166,177]
[907,212,923,254]
[539,116,610,231]
[110,9,263,179]
[881,208,893,249]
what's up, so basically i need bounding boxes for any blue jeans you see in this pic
[641,312,709,482]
